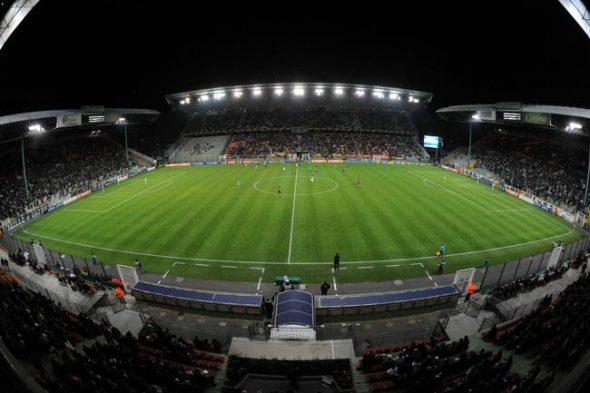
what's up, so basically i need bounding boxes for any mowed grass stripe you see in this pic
[16,164,582,283]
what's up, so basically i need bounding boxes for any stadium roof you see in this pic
[0,0,39,52]
[166,82,433,111]
[0,108,160,127]
[437,103,590,134]
[559,0,590,40]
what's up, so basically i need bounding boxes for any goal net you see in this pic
[116,264,139,291]
[453,268,476,294]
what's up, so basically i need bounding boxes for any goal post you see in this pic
[453,268,476,295]
[116,264,139,291]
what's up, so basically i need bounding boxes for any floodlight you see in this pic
[293,86,305,96]
[27,124,45,135]
[198,94,209,102]
[373,90,384,99]
[566,121,583,131]
[355,89,365,97]
[233,90,243,98]
[315,87,325,96]
[334,87,344,96]
[408,96,420,103]
[274,87,284,96]
[179,97,191,105]
[252,88,262,97]
[117,117,127,124]
[388,92,401,101]
[472,114,481,121]
[213,91,226,100]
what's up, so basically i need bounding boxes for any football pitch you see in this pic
[15,163,582,284]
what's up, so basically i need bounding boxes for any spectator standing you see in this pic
[321,281,330,296]
[334,252,340,271]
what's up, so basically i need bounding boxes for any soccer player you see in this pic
[444,175,448,184]
[278,186,282,194]
[437,259,446,275]
[342,166,346,174]
[333,252,340,271]
[356,176,361,187]
[310,176,315,183]
[283,166,286,172]
[236,179,241,186]
[439,242,446,256]
[144,177,147,185]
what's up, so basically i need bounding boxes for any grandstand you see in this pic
[3,2,590,391]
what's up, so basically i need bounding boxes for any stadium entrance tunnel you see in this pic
[253,175,339,196]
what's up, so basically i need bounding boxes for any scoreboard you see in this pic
[423,135,441,148]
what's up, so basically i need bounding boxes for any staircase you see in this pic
[351,358,371,393]
[205,358,229,393]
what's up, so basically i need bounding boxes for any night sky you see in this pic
[1,0,590,116]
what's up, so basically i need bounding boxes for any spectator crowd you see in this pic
[0,133,133,221]
[488,262,571,301]
[472,132,588,209]
[361,336,550,392]
[486,270,590,371]
[0,279,224,393]
[225,131,426,160]
[184,108,413,136]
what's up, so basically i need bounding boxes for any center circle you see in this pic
[253,175,339,196]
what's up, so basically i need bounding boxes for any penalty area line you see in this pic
[331,267,338,294]
[256,267,265,292]
[157,261,186,284]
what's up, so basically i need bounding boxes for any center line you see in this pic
[287,165,299,263]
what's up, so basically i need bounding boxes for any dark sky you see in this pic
[1,0,590,115]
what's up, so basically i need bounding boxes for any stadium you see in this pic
[2,1,590,393]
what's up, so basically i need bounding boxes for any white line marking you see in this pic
[358,266,373,269]
[410,263,424,266]
[331,340,335,359]
[22,228,574,265]
[221,265,237,269]
[287,165,299,264]
[257,267,265,291]
[191,263,210,267]
[156,261,185,284]
[331,267,339,294]
[249,267,264,270]
[63,171,189,214]
[424,268,438,287]
[386,264,400,267]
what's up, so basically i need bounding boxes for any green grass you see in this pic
[15,163,582,283]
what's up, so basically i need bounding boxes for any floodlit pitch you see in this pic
[16,164,581,283]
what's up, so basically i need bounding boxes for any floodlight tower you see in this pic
[20,123,45,200]
[117,117,129,165]
[20,134,30,200]
[468,114,480,161]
